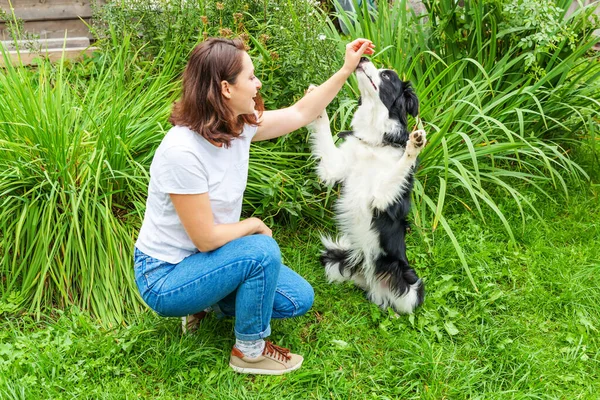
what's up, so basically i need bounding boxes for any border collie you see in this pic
[307,57,426,314]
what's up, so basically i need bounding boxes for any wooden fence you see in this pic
[0,0,100,65]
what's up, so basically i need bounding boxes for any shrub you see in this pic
[0,36,187,324]
[92,0,339,223]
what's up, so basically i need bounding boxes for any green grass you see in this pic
[2,176,598,399]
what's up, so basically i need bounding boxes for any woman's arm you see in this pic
[252,38,374,142]
[170,193,271,252]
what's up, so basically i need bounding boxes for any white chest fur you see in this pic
[335,141,405,263]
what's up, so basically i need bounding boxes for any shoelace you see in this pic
[264,341,291,362]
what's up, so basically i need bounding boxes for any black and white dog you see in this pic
[308,57,426,314]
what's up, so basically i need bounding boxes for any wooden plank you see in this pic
[0,19,93,40]
[1,4,93,21]
[0,46,97,66]
[567,0,600,37]
[1,36,90,50]
[0,0,85,6]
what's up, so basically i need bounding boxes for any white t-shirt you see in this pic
[135,124,258,264]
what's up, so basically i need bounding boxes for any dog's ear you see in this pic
[390,81,419,125]
[402,82,419,117]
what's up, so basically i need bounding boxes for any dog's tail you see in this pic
[375,258,425,314]
[319,236,363,283]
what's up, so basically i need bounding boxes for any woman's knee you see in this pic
[242,234,281,267]
[296,283,315,316]
[274,280,314,318]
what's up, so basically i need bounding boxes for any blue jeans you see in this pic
[133,235,314,341]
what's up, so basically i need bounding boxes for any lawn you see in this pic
[2,171,598,399]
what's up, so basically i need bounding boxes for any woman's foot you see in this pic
[229,341,303,375]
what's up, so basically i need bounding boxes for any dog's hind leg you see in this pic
[369,258,425,314]
[390,279,425,314]
[366,280,424,314]
[320,236,364,285]
[372,129,427,211]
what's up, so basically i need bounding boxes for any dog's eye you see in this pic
[382,72,390,80]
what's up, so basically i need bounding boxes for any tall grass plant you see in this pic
[1,0,598,322]
[324,0,600,289]
[0,36,185,324]
[0,0,334,323]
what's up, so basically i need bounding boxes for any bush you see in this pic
[0,36,185,324]
[92,0,339,223]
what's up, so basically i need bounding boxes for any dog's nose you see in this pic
[359,56,370,64]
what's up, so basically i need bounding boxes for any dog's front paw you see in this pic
[406,129,427,157]
[305,84,318,94]
[306,111,330,133]
[411,129,426,148]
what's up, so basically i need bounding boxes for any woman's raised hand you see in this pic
[342,38,375,75]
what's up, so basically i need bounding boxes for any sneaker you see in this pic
[181,310,209,334]
[229,341,304,375]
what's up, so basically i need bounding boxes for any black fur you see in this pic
[372,168,425,304]
[337,130,354,140]
[380,71,419,148]
[372,71,425,308]
[320,248,363,278]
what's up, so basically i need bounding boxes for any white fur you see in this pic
[320,235,369,289]
[307,65,426,314]
[320,236,353,283]
[368,279,423,314]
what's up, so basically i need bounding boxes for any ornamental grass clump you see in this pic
[325,0,600,289]
[0,36,183,324]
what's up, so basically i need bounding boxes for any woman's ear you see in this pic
[221,80,232,99]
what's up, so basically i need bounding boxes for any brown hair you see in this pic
[169,38,264,147]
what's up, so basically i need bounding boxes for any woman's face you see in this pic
[224,52,262,116]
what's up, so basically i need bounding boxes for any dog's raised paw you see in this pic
[306,84,318,94]
[406,129,427,157]
[410,129,426,148]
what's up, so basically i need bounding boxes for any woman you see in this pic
[134,36,374,375]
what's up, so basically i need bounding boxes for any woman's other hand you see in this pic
[342,38,375,75]
[250,217,273,237]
